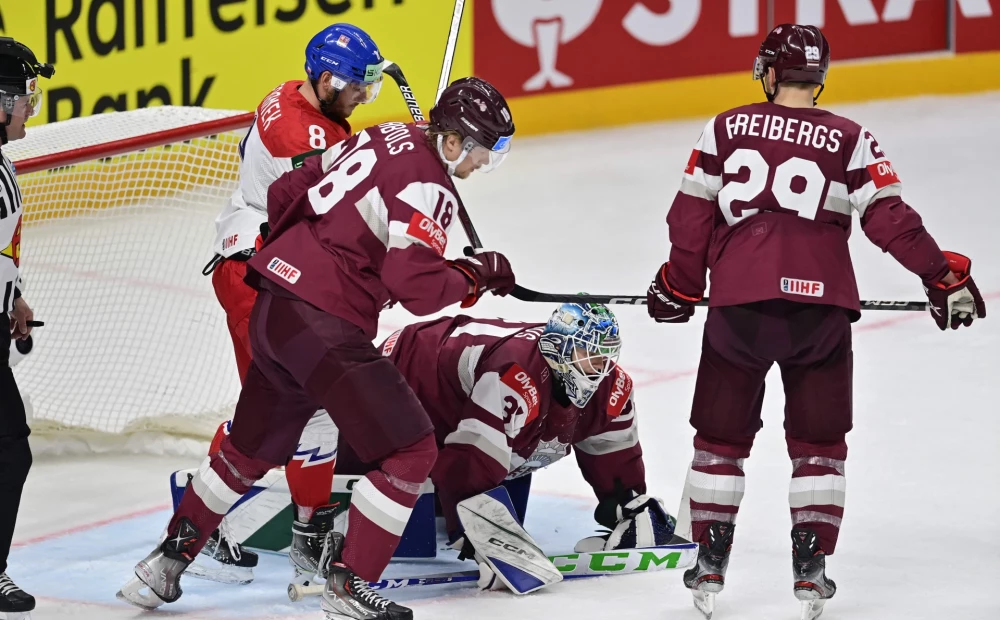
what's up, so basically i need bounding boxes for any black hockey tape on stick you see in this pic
[509,285,928,311]
[25,320,44,327]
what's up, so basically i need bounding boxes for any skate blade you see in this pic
[115,575,166,611]
[692,590,715,619]
[800,599,827,620]
[186,558,254,585]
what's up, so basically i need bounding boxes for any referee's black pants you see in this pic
[0,314,30,574]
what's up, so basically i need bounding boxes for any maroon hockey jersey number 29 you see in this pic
[667,101,949,319]
[249,122,470,338]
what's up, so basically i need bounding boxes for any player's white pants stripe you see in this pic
[686,469,746,507]
[788,474,846,509]
[350,476,412,537]
[191,458,243,516]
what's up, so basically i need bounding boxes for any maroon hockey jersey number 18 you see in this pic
[249,122,470,338]
[666,101,949,319]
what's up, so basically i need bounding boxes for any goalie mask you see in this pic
[539,302,621,408]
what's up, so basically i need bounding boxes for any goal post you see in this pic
[5,107,255,455]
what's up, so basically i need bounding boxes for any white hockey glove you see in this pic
[576,490,677,552]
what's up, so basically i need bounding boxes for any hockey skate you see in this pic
[116,518,198,610]
[683,522,734,620]
[0,572,35,620]
[187,521,259,585]
[320,532,412,620]
[289,504,339,588]
[791,527,836,620]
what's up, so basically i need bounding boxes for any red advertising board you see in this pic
[772,0,948,60]
[474,1,997,100]
[956,0,1000,52]
[474,1,766,99]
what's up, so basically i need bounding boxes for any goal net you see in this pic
[6,106,255,454]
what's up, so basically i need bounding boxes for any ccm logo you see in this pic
[781,277,823,297]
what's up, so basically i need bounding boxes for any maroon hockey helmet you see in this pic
[430,77,514,155]
[753,24,830,102]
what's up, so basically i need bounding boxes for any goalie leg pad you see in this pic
[457,487,563,595]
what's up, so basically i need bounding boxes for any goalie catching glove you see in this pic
[576,489,677,552]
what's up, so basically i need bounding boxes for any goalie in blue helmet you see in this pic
[304,23,384,123]
[539,302,622,408]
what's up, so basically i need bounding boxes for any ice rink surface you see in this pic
[10,92,1000,619]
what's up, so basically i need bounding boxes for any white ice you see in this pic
[11,92,1000,620]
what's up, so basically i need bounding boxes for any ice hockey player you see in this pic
[194,23,385,585]
[646,24,985,620]
[366,303,676,590]
[0,36,53,620]
[117,76,517,620]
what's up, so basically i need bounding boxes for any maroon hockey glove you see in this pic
[923,251,986,331]
[450,251,516,308]
[647,262,701,323]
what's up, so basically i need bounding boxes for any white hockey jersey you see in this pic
[212,80,352,257]
[0,152,22,312]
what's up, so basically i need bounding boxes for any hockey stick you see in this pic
[286,542,698,601]
[509,286,928,311]
[429,0,488,251]
[382,61,425,123]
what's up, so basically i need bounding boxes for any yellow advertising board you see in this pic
[1,0,473,126]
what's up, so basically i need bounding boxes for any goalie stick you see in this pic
[286,541,698,601]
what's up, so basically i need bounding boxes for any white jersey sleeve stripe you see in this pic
[443,418,512,471]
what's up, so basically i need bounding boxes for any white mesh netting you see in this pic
[6,106,255,454]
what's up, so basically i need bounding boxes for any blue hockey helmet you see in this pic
[539,302,622,408]
[304,24,384,104]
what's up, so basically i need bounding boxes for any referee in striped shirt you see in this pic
[0,37,52,617]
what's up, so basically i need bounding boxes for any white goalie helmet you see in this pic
[538,302,622,408]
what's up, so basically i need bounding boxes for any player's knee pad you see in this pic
[380,432,437,488]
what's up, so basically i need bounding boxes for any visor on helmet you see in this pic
[752,56,769,82]
[329,61,384,104]
[461,133,511,173]
[0,80,42,119]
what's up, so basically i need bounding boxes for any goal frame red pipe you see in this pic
[13,112,256,175]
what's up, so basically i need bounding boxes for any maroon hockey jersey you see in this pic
[249,122,470,338]
[667,101,949,319]
[381,316,644,535]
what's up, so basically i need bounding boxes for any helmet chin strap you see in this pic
[313,78,344,123]
[436,134,469,176]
